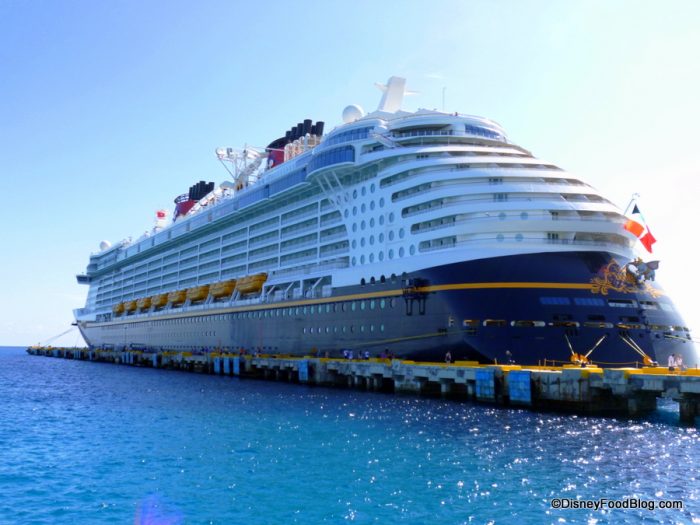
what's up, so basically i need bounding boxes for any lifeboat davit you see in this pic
[236,273,267,294]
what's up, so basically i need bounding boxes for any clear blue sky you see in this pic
[1,0,698,346]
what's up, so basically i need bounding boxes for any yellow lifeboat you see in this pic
[236,273,267,294]
[124,300,137,313]
[151,293,169,308]
[186,285,210,302]
[112,303,125,315]
[137,297,152,311]
[168,289,187,306]
[210,280,237,298]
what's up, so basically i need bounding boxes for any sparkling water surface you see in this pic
[0,346,698,524]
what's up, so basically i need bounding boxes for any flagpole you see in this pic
[622,193,640,216]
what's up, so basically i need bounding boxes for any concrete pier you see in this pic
[27,347,700,425]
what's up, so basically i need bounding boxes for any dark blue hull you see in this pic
[81,251,697,367]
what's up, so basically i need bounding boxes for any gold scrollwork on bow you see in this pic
[590,260,663,297]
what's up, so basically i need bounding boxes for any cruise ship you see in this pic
[74,77,697,367]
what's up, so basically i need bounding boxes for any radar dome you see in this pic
[99,240,112,251]
[342,104,365,123]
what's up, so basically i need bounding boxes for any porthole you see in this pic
[369,235,375,245]
[361,186,366,196]
[310,327,315,334]
[380,299,386,308]
[370,201,375,211]
[369,253,375,262]
[399,247,405,257]
[344,209,349,218]
[388,249,394,259]
[379,251,384,261]
[353,189,358,199]
[360,255,365,264]
[370,324,375,332]
[370,300,376,310]
[303,328,307,334]
[361,203,366,213]
[342,326,347,333]
[351,302,357,311]
[515,233,523,242]
[361,220,366,230]
[361,301,366,310]
[352,256,357,265]
[361,238,365,247]
[352,223,357,232]
[399,228,405,239]
[388,231,395,241]
[379,233,384,242]
[352,206,358,216]
[497,234,504,242]
[370,218,375,227]
[389,212,395,223]
[352,240,357,249]
[370,183,376,193]
[379,215,385,225]
[310,305,316,314]
[303,306,308,314]
[360,325,365,333]
[499,212,506,221]
[521,212,529,220]
[380,197,385,207]
[390,298,396,308]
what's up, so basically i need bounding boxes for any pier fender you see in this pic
[214,357,221,375]
[152,354,158,368]
[508,370,532,405]
[298,360,309,383]
[233,357,240,376]
[223,357,231,375]
[475,369,496,400]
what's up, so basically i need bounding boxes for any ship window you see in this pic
[574,297,605,307]
[369,235,375,245]
[360,255,365,264]
[639,301,659,310]
[399,247,405,257]
[344,209,349,218]
[380,324,385,332]
[360,325,365,333]
[390,298,396,308]
[370,201,375,211]
[303,328,307,334]
[608,299,637,308]
[515,233,523,242]
[350,325,354,333]
[399,228,405,239]
[511,320,545,328]
[462,319,479,327]
[380,198,385,208]
[360,238,365,247]
[483,319,507,327]
[659,303,674,312]
[540,297,570,306]
[370,300,376,310]
[584,321,614,328]
[389,212,395,223]
[369,253,375,263]
[310,306,315,314]
[351,302,356,311]
[353,190,358,199]
[379,215,385,226]
[496,234,504,242]
[361,204,366,213]
[370,218,375,228]
[342,326,347,333]
[353,206,357,216]
[352,257,357,266]
[352,224,357,232]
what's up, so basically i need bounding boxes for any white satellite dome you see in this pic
[342,104,365,123]
[99,240,112,251]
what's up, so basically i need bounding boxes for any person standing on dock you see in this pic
[445,351,452,364]
[668,353,677,370]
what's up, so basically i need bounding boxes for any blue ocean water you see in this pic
[0,346,698,524]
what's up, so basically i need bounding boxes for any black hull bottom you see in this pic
[80,251,698,367]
